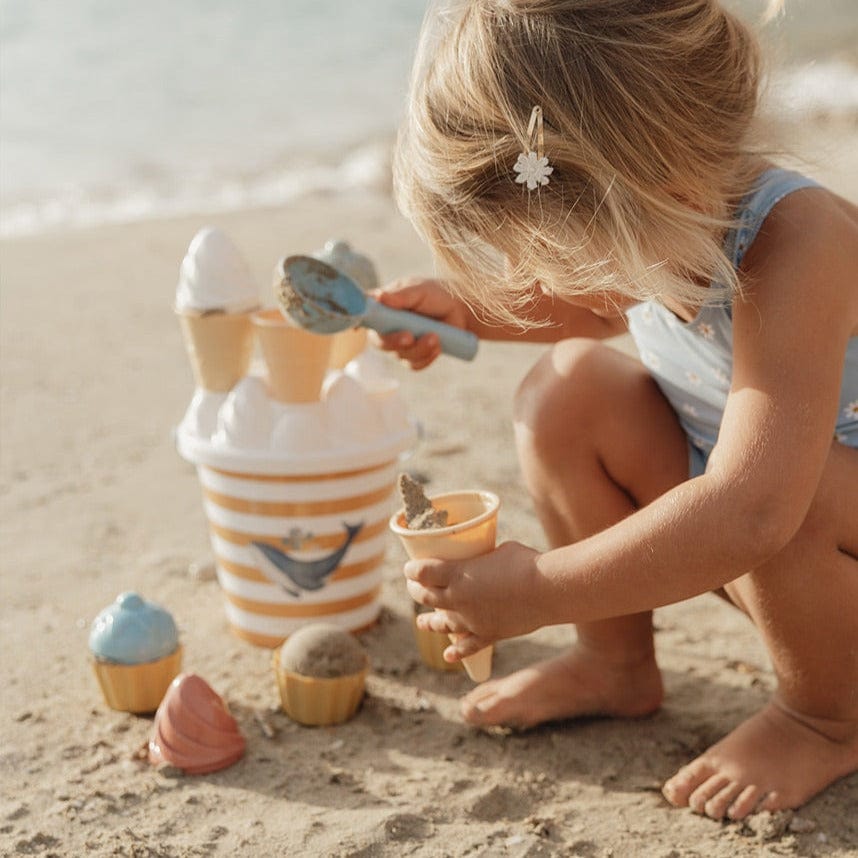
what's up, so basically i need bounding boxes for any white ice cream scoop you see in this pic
[176,227,259,313]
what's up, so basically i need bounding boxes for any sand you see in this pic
[398,473,449,530]
[279,626,369,680]
[2,120,857,857]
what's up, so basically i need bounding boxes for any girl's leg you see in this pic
[663,441,858,820]
[461,339,689,727]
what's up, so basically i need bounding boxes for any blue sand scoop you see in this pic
[276,255,479,361]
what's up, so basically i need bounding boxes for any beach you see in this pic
[1,111,857,857]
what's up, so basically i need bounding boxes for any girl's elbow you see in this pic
[734,496,803,565]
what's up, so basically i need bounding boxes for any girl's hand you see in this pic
[371,277,472,370]
[404,541,545,661]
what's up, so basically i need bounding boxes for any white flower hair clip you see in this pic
[513,106,553,191]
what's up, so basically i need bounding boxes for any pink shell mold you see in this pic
[148,674,245,775]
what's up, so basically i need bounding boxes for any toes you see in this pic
[727,784,764,820]
[688,774,732,815]
[461,682,530,728]
[662,762,714,808]
[664,763,772,821]
[757,791,783,813]
[460,684,502,725]
[703,781,743,820]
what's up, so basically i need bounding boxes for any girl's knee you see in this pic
[513,338,608,434]
[732,444,858,607]
[512,339,629,480]
[789,443,858,555]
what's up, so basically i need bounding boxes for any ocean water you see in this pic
[1,0,856,237]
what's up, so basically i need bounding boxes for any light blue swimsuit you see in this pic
[627,168,858,477]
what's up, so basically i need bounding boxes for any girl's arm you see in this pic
[409,189,858,651]
[373,277,626,368]
[542,189,858,613]
[467,286,629,342]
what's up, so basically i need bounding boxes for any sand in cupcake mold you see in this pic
[279,623,368,679]
[274,624,369,726]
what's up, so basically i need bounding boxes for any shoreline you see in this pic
[2,107,856,242]
[0,136,398,242]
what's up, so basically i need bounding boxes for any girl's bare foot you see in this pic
[662,701,858,820]
[460,644,663,729]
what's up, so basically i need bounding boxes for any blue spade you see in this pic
[276,255,478,361]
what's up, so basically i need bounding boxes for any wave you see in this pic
[0,142,395,239]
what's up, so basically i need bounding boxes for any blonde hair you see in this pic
[394,0,782,326]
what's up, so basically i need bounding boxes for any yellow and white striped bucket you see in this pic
[177,422,415,648]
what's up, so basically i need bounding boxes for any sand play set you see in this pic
[87,227,498,774]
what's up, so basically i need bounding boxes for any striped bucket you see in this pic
[198,460,396,646]
[177,415,415,648]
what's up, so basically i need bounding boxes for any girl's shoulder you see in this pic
[734,169,854,267]
[739,177,858,332]
[742,179,858,269]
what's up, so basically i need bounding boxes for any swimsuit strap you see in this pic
[725,167,821,269]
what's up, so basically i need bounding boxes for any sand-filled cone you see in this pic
[148,674,245,775]
[177,310,256,392]
[390,490,499,682]
[252,308,332,403]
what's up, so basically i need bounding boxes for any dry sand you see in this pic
[2,120,857,857]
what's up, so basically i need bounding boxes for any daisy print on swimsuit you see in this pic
[641,350,661,370]
[696,322,715,341]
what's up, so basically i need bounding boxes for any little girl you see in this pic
[375,0,858,823]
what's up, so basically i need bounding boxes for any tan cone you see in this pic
[389,490,499,683]
[252,309,333,403]
[177,310,257,392]
[329,329,368,370]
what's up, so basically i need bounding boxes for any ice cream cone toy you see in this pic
[89,592,183,713]
[311,240,378,369]
[175,227,260,392]
[389,475,499,682]
[148,674,245,775]
[177,310,257,392]
[273,624,369,726]
[252,307,333,403]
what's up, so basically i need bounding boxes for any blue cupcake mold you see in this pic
[89,592,179,664]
